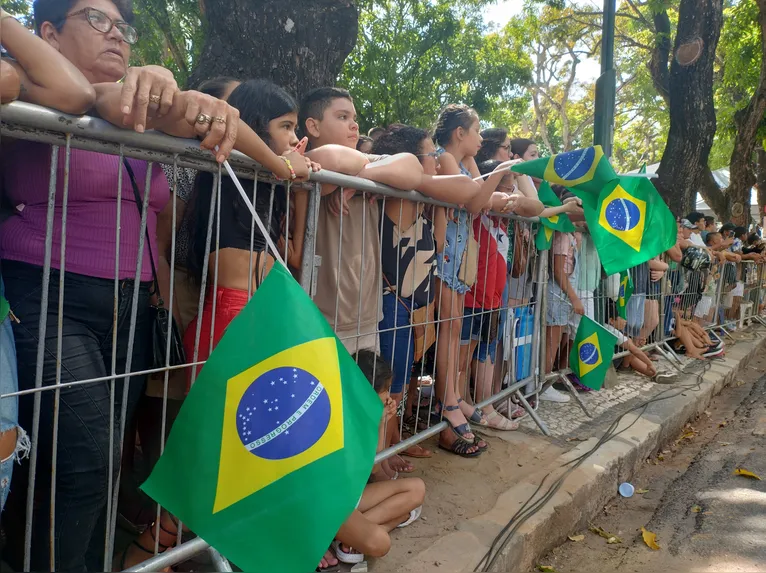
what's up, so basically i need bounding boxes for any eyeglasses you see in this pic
[61,7,138,45]
[416,151,441,165]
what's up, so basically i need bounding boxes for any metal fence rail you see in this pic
[1,101,765,572]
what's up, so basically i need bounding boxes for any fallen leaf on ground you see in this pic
[734,468,762,480]
[657,454,665,461]
[537,566,556,572]
[691,505,702,513]
[719,442,731,446]
[641,527,660,551]
[589,525,622,544]
[636,488,649,494]
[566,437,587,442]
[568,535,585,542]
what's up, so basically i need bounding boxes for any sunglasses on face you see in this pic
[61,7,138,45]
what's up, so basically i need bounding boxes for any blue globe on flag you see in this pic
[579,342,600,366]
[604,198,641,232]
[236,366,331,460]
[553,147,595,181]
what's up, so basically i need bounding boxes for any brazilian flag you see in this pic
[537,181,576,232]
[617,270,633,319]
[141,264,382,572]
[511,146,617,198]
[569,316,618,391]
[535,222,554,250]
[582,176,677,276]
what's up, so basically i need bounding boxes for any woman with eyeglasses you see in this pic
[0,1,311,571]
[476,127,511,164]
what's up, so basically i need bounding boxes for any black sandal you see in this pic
[118,525,175,572]
[438,427,482,458]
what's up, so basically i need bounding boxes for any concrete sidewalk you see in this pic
[378,330,766,573]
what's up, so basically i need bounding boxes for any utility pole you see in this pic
[593,0,616,157]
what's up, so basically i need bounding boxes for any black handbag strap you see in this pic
[123,159,162,304]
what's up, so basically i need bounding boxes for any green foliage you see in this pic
[130,0,203,88]
[339,0,532,132]
[710,0,765,170]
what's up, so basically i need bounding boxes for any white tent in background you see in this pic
[628,163,760,222]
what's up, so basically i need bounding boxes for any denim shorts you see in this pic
[626,293,647,337]
[0,278,28,513]
[435,210,471,294]
[379,293,417,395]
[460,308,499,363]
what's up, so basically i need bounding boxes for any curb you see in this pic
[398,334,766,573]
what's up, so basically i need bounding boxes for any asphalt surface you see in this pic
[530,353,766,573]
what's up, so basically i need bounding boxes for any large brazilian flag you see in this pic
[511,146,618,200]
[537,181,576,233]
[141,264,382,572]
[569,316,618,391]
[582,176,677,276]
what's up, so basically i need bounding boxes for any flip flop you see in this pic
[483,410,519,431]
[332,540,364,564]
[397,505,423,528]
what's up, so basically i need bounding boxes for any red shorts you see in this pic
[183,286,250,392]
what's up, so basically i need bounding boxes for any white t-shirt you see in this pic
[603,323,629,346]
[689,232,706,248]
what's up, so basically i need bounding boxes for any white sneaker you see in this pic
[539,385,571,403]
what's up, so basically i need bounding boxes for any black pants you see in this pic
[1,261,151,572]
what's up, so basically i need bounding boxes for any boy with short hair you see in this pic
[294,88,422,354]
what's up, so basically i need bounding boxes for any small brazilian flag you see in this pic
[582,176,677,275]
[617,270,633,319]
[141,263,382,572]
[537,181,576,232]
[569,316,618,391]
[511,146,617,198]
[535,222,554,250]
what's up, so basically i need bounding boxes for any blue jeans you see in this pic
[1,276,28,513]
[460,308,499,363]
[379,293,416,395]
[435,210,471,294]
[2,261,151,572]
[626,293,647,337]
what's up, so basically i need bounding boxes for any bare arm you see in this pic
[437,152,506,213]
[648,258,668,271]
[553,253,583,313]
[0,59,19,103]
[93,83,308,180]
[1,10,95,113]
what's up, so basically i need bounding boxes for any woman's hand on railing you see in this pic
[327,188,357,216]
[280,150,318,181]
[120,65,179,132]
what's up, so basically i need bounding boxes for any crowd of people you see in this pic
[0,1,763,571]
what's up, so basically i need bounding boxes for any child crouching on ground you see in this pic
[605,299,657,378]
[319,350,426,569]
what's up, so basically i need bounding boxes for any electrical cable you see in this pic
[475,359,715,572]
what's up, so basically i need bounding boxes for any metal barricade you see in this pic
[0,102,547,571]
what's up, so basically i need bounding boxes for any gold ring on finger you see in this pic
[212,116,226,124]
[149,94,161,104]
[195,113,212,125]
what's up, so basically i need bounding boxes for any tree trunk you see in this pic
[188,0,358,101]
[757,147,766,220]
[723,0,766,226]
[653,0,724,216]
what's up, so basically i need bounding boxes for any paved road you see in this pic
[531,356,766,573]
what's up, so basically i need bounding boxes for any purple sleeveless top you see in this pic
[0,141,170,282]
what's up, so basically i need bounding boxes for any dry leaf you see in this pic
[636,488,649,494]
[641,527,660,550]
[691,505,702,513]
[734,468,762,480]
[568,534,585,542]
[589,525,622,544]
[657,454,665,461]
[719,442,731,446]
[537,566,556,572]
[719,421,728,428]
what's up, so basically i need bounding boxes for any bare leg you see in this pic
[546,325,564,373]
[640,299,660,341]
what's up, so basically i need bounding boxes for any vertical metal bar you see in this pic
[104,146,125,570]
[189,173,219,388]
[247,171,258,299]
[106,161,154,569]
[24,144,59,572]
[300,183,321,295]
[49,136,71,570]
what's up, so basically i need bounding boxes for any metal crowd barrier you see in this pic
[3,102,766,572]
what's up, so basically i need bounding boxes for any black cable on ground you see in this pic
[475,360,715,572]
